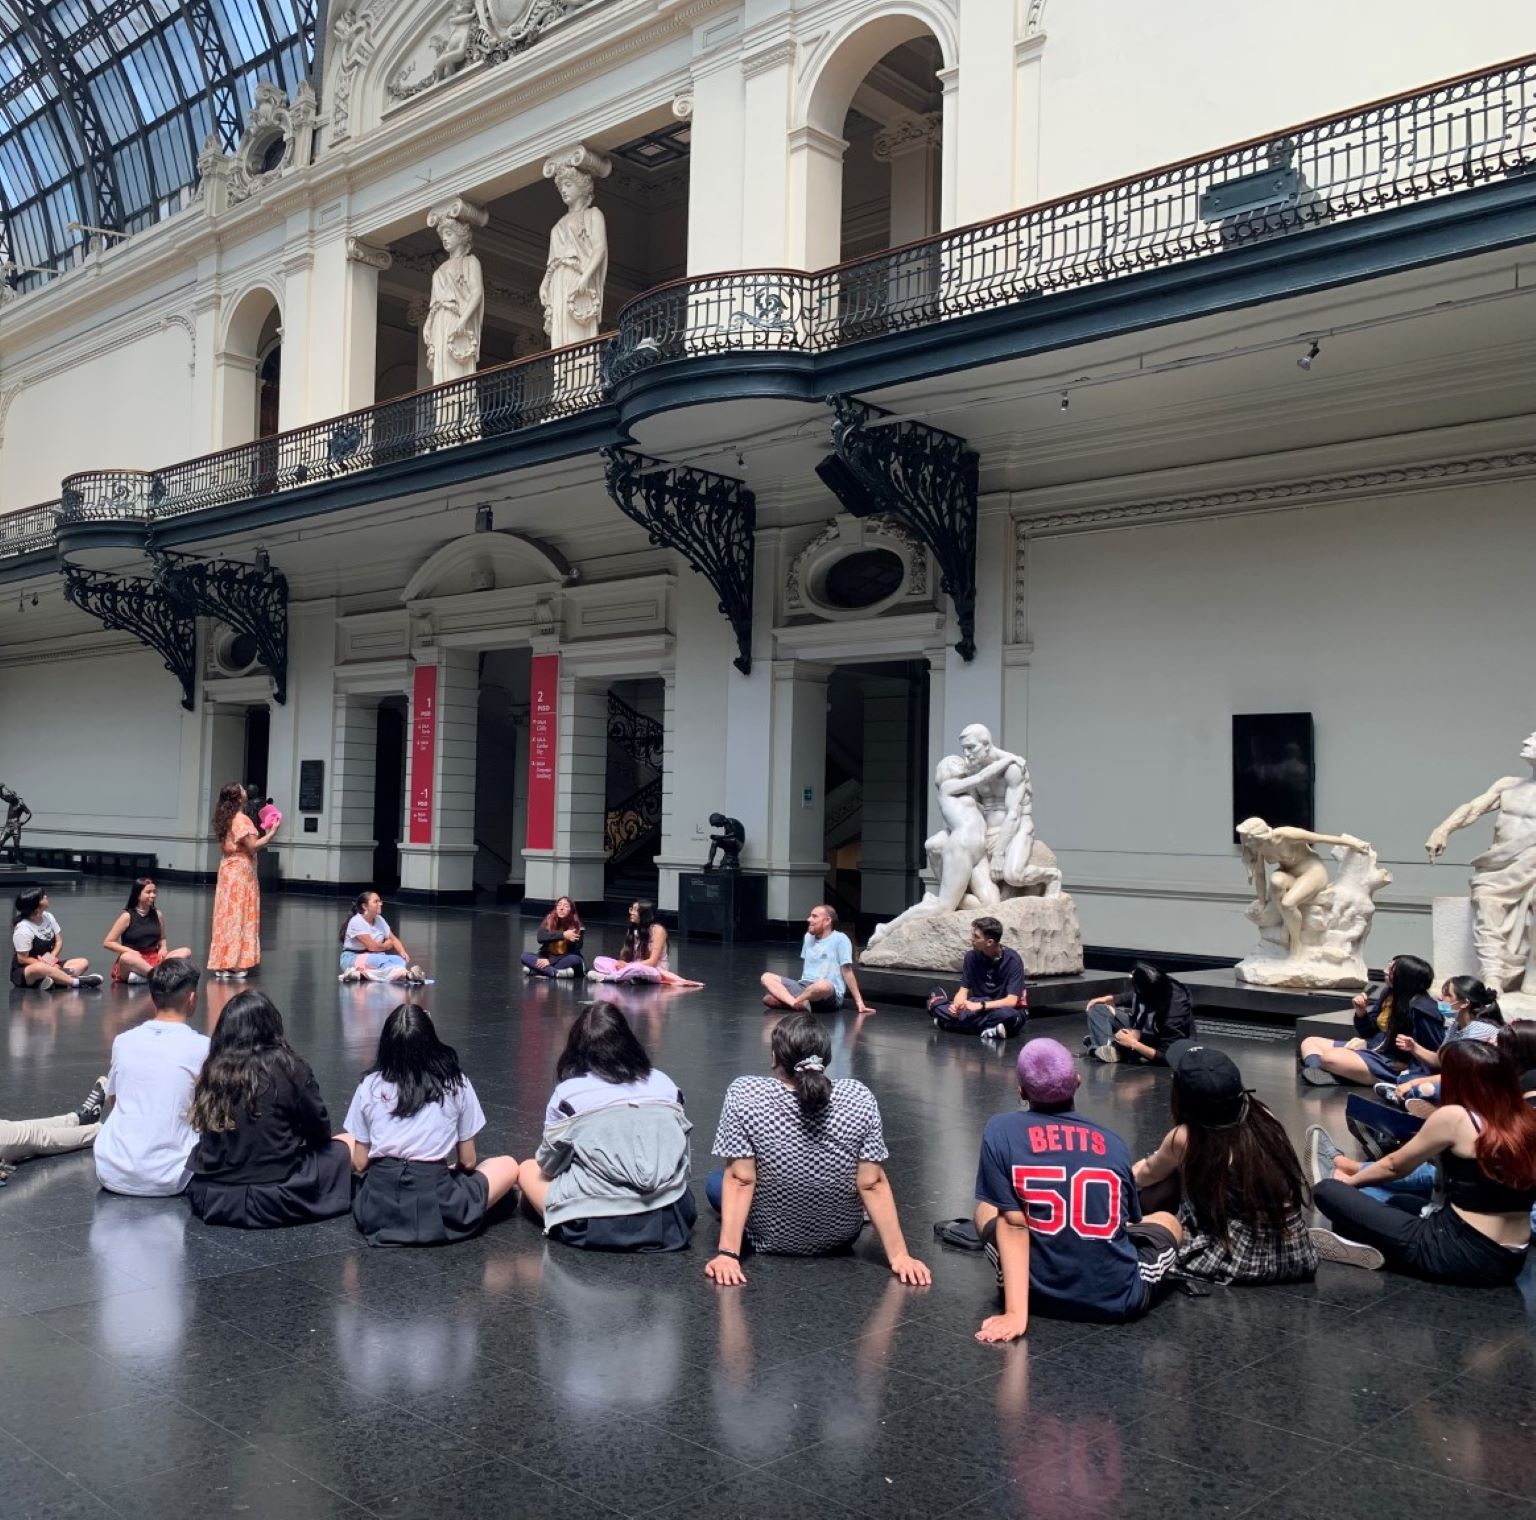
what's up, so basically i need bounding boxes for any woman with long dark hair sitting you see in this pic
[1311,1040,1536,1283]
[516,1004,695,1250]
[1133,1042,1316,1284]
[588,899,701,987]
[1298,952,1444,1087]
[521,896,585,979]
[343,1004,519,1246]
[339,890,424,984]
[103,877,191,984]
[187,989,354,1229]
[1082,961,1193,1064]
[11,886,101,989]
[705,1011,930,1287]
[1378,975,1504,1113]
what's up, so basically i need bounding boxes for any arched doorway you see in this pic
[217,287,282,450]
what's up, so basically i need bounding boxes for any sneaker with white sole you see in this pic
[77,973,104,989]
[1300,1065,1338,1086]
[1373,1081,1405,1108]
[554,967,577,979]
[74,1076,108,1126]
[979,1023,1007,1041]
[1305,1124,1343,1187]
[1092,1043,1122,1064]
[1308,1227,1384,1271]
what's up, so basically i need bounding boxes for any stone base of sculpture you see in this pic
[860,893,1085,977]
[1234,951,1369,990]
[1431,896,1479,988]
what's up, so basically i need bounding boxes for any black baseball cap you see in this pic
[1166,1040,1247,1125]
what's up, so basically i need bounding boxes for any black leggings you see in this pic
[1313,1180,1528,1286]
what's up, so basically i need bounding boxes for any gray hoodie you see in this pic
[536,1098,692,1230]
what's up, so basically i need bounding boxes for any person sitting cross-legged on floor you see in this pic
[517,1003,696,1251]
[1376,975,1504,1115]
[927,916,1027,1041]
[103,877,191,985]
[704,1010,929,1287]
[589,900,702,987]
[11,886,102,990]
[186,989,355,1229]
[0,1077,107,1182]
[1082,961,1192,1064]
[339,890,425,984]
[974,1037,1183,1343]
[1297,952,1444,1088]
[521,896,585,979]
[1133,1041,1316,1285]
[94,957,209,1197]
[760,904,874,1015]
[343,1004,519,1247]
[1310,1040,1536,1283]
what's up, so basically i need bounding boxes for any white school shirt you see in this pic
[12,911,61,956]
[344,1073,485,1161]
[95,1019,210,1196]
[344,914,394,952]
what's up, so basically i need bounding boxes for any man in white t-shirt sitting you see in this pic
[760,905,875,1015]
[95,958,210,1197]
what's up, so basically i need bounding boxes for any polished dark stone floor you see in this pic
[3,883,1534,1519]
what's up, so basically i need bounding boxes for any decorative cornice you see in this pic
[1018,449,1536,538]
[1024,0,1049,38]
[1011,517,1028,643]
[345,236,393,271]
[741,39,797,80]
[872,112,942,163]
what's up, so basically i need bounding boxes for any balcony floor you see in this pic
[2,883,1533,1519]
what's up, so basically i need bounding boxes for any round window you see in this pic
[819,548,905,610]
[256,133,287,175]
[221,632,260,672]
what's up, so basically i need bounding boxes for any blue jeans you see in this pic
[340,950,407,975]
[1362,1163,1436,1204]
[706,1166,723,1213]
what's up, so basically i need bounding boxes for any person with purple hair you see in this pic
[972,1038,1183,1342]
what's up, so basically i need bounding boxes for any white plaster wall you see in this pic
[0,323,195,510]
[1034,0,1536,202]
[1024,482,1536,962]
[0,645,188,856]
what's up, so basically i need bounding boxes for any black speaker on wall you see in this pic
[1232,712,1314,836]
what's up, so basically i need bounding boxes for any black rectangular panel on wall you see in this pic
[1232,713,1314,835]
[298,760,326,813]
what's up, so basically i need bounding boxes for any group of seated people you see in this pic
[12,878,193,991]
[9,887,1536,1320]
[522,897,703,988]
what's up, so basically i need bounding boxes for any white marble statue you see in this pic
[423,196,488,384]
[869,725,1061,948]
[539,145,610,349]
[430,0,478,81]
[1427,729,1536,995]
[1234,818,1389,989]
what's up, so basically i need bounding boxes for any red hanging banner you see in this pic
[407,663,437,845]
[525,653,559,851]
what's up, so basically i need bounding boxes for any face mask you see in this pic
[1436,1001,1455,1017]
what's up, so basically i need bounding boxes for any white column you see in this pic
[277,249,314,432]
[655,671,683,912]
[740,44,798,265]
[765,659,831,923]
[786,125,848,269]
[860,677,917,917]
[686,58,745,272]
[874,118,942,246]
[723,528,781,880]
[305,236,387,419]
[329,695,379,883]
[399,649,478,896]
[951,3,1021,226]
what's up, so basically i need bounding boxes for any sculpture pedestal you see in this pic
[1432,896,1479,986]
[678,871,765,943]
[1234,952,1366,991]
[859,894,1084,976]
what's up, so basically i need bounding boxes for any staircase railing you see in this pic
[605,775,663,866]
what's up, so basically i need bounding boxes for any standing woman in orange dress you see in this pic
[208,783,278,980]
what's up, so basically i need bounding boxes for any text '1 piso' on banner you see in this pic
[408,662,437,845]
[526,653,558,851]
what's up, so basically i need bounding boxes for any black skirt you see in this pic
[188,1140,354,1229]
[352,1156,490,1247]
[549,1192,698,1253]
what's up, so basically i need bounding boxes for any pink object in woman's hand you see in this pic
[259,804,282,831]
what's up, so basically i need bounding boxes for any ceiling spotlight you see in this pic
[475,504,494,533]
[1059,391,1070,412]
[1296,340,1321,372]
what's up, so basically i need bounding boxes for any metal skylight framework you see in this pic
[0,0,316,286]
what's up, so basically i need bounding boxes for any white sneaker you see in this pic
[979,1023,1006,1041]
[1308,1227,1384,1271]
[1092,1043,1122,1063]
[554,968,577,979]
[587,971,609,982]
[1304,1124,1342,1187]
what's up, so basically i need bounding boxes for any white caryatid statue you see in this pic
[423,195,488,385]
[539,144,611,350]
[1427,729,1536,996]
[1234,818,1389,989]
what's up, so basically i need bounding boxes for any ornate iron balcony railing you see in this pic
[2,52,1531,564]
[0,500,60,557]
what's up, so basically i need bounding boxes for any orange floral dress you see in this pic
[208,812,261,971]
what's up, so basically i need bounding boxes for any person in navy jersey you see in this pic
[927,916,1027,1040]
[972,1037,1182,1342]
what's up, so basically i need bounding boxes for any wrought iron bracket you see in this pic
[602,448,756,674]
[819,396,980,661]
[150,549,290,704]
[62,567,197,712]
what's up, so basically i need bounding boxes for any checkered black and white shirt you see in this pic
[712,1075,889,1254]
